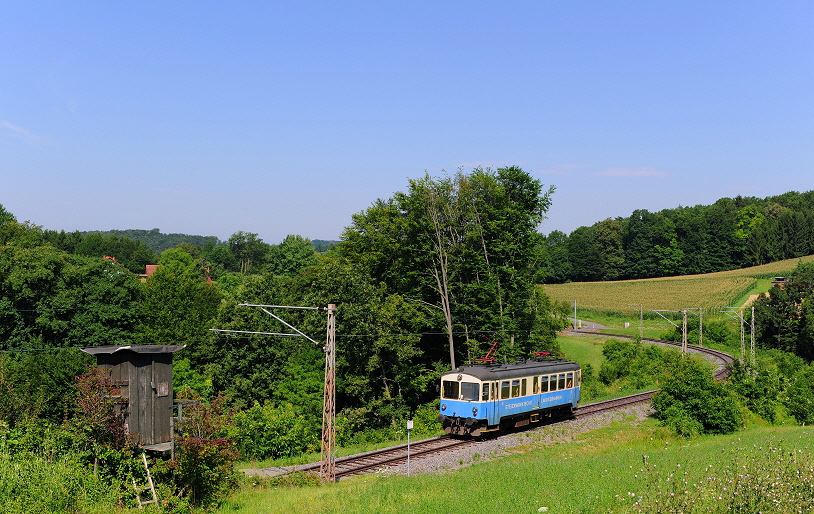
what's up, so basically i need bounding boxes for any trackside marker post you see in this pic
[407,419,413,476]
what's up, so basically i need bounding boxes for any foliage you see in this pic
[136,247,222,352]
[0,450,118,513]
[652,357,744,436]
[171,393,239,507]
[597,338,682,390]
[0,240,143,350]
[231,402,319,460]
[80,227,221,254]
[228,231,269,274]
[173,357,214,399]
[0,350,92,426]
[339,166,557,368]
[73,367,130,454]
[539,189,814,283]
[783,363,814,425]
[727,360,783,423]
[753,260,814,361]
[69,232,156,273]
[266,234,318,276]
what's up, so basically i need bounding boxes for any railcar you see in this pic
[437,357,581,436]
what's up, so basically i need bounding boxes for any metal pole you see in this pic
[751,306,756,367]
[639,305,643,339]
[573,300,577,330]
[681,309,688,353]
[740,309,746,363]
[320,304,337,483]
[406,419,413,477]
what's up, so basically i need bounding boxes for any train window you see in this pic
[566,373,573,388]
[549,375,557,391]
[521,378,527,396]
[558,374,566,390]
[461,382,479,401]
[501,381,510,399]
[540,376,549,393]
[482,383,490,401]
[442,381,459,400]
[576,370,581,386]
[533,376,539,394]
[511,380,520,398]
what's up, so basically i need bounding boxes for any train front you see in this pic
[437,370,488,436]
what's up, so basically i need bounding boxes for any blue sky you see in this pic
[2,2,813,243]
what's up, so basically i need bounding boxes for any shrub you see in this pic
[784,364,814,425]
[171,393,239,508]
[230,402,318,460]
[652,357,744,436]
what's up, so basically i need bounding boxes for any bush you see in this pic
[597,338,682,390]
[231,402,319,460]
[784,364,814,425]
[171,393,239,508]
[652,357,744,436]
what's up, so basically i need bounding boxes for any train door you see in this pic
[490,381,499,425]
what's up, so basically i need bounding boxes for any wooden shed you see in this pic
[82,345,185,449]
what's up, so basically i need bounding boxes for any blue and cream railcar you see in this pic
[438,359,581,436]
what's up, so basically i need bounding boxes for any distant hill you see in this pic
[83,229,340,254]
[312,239,339,252]
[82,229,221,254]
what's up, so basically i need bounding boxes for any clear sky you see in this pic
[2,2,813,243]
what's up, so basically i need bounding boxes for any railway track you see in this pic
[248,435,478,481]
[566,330,736,380]
[245,333,735,480]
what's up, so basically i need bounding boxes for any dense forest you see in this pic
[539,190,814,283]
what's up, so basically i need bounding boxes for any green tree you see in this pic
[227,231,268,274]
[137,248,222,353]
[267,234,319,276]
[339,166,556,368]
[0,203,17,225]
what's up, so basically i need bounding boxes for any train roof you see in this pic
[441,359,580,381]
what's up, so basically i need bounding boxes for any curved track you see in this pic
[246,333,736,480]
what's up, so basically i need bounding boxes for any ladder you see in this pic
[132,452,158,509]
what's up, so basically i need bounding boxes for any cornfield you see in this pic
[540,254,814,315]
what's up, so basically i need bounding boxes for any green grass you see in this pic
[219,422,814,513]
[558,334,607,370]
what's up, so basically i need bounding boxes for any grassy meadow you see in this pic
[220,422,814,513]
[541,254,814,317]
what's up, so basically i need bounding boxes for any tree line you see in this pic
[539,190,814,283]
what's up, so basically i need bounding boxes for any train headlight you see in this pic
[472,406,478,416]
[441,403,447,411]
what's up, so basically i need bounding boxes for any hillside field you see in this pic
[541,254,814,316]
